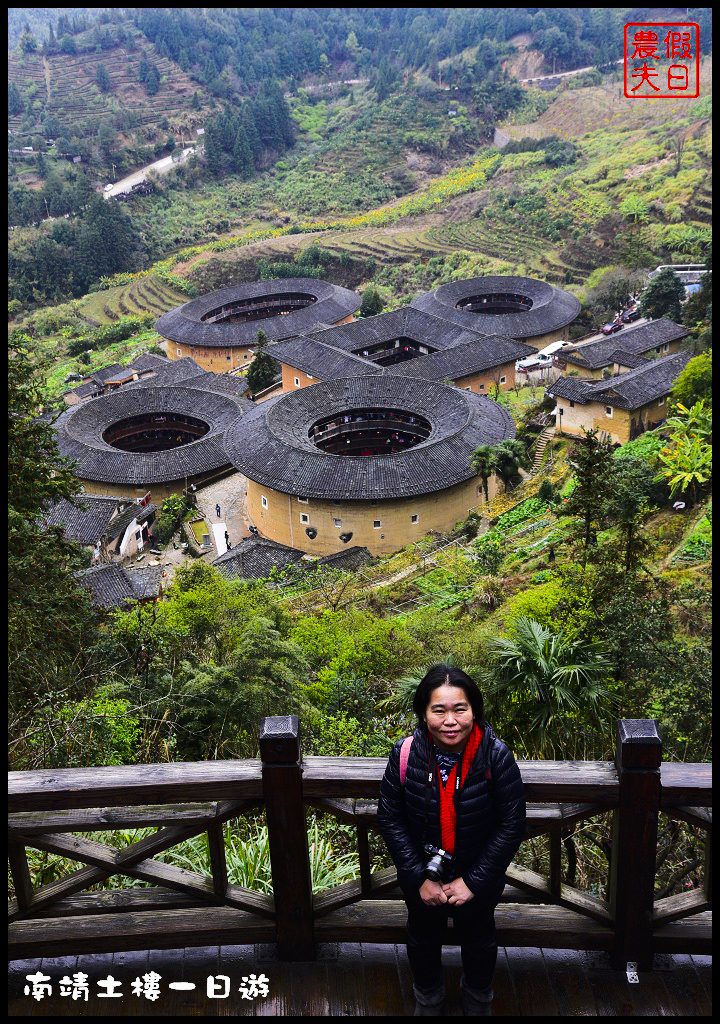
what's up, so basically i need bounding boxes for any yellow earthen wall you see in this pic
[555,397,669,445]
[166,311,357,371]
[246,474,503,556]
[79,470,231,505]
[455,360,518,393]
[281,364,319,391]
[168,340,255,371]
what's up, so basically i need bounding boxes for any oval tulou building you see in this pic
[155,278,361,372]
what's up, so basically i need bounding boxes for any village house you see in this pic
[548,351,692,445]
[77,562,165,610]
[555,318,689,380]
[61,353,170,406]
[42,494,157,563]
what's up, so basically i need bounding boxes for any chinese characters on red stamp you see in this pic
[624,23,700,98]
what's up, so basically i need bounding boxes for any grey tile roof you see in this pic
[410,276,581,339]
[303,306,488,354]
[126,565,165,600]
[269,337,385,380]
[224,375,516,500]
[128,352,169,372]
[384,334,535,381]
[548,351,692,410]
[608,349,651,369]
[104,502,156,541]
[155,278,360,348]
[562,319,689,370]
[92,364,124,385]
[182,371,251,398]
[65,379,102,400]
[53,382,252,486]
[42,495,124,544]
[121,357,205,390]
[213,537,307,580]
[315,546,373,571]
[78,563,163,609]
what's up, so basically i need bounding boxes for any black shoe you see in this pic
[460,975,493,1016]
[413,984,445,1016]
[414,1000,446,1016]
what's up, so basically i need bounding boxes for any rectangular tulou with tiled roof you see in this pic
[549,351,692,411]
[561,319,689,372]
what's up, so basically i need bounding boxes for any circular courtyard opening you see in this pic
[455,292,534,314]
[309,408,432,456]
[200,292,318,325]
[102,413,211,453]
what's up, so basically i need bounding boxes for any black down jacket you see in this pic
[377,721,526,902]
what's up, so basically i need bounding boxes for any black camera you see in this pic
[423,843,454,882]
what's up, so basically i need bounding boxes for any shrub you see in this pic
[538,480,555,503]
[153,493,191,545]
[473,530,504,575]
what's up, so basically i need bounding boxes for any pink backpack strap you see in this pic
[399,735,413,786]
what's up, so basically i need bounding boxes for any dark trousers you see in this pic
[405,893,498,995]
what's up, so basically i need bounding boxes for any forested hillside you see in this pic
[8,7,712,910]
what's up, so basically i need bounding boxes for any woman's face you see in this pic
[425,683,474,752]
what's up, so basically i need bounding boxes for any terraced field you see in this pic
[7,53,47,132]
[78,274,187,325]
[9,30,212,140]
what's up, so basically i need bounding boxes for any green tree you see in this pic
[656,434,712,503]
[563,429,615,557]
[232,129,253,178]
[603,455,655,572]
[145,65,161,96]
[620,195,649,224]
[247,331,280,395]
[153,493,190,545]
[487,616,615,757]
[670,352,712,408]
[8,343,95,747]
[19,26,39,53]
[359,285,384,317]
[586,268,646,324]
[96,63,111,93]
[8,82,24,116]
[639,268,685,322]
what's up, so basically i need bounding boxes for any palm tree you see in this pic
[493,439,531,487]
[487,616,615,757]
[471,445,499,503]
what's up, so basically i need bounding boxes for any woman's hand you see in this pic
[419,878,448,906]
[442,878,475,906]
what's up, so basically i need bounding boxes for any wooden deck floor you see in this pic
[8,944,711,1016]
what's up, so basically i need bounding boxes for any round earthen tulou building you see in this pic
[53,378,252,501]
[223,375,516,556]
[410,275,580,350]
[155,278,361,371]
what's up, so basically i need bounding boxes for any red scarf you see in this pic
[436,721,483,856]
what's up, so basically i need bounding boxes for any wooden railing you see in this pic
[8,719,711,967]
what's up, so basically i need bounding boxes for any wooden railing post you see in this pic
[259,715,315,961]
[609,719,662,971]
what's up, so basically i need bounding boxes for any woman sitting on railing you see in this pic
[377,665,526,1017]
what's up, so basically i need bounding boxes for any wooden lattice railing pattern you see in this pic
[8,718,711,968]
